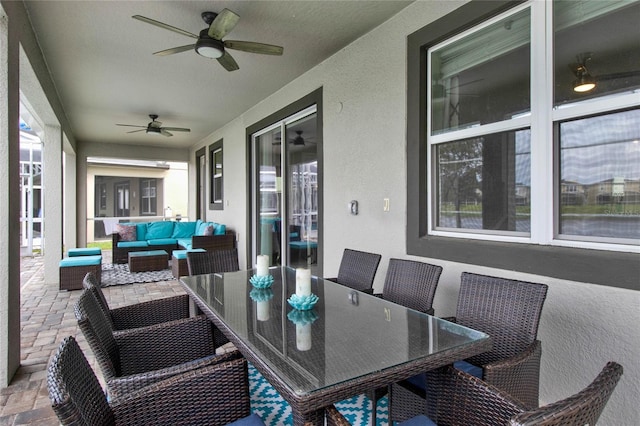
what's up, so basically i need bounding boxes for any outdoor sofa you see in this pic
[111,219,235,263]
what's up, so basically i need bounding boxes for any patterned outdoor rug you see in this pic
[249,363,389,425]
[101,263,175,287]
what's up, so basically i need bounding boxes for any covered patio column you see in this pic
[0,3,22,387]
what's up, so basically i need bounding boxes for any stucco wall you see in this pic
[191,1,638,423]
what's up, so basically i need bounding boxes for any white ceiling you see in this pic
[23,1,413,149]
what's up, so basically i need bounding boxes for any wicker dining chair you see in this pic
[74,288,231,399]
[374,258,443,315]
[391,272,548,422]
[367,258,442,425]
[83,272,190,331]
[47,336,265,426]
[326,248,382,294]
[328,362,623,426]
[187,248,240,275]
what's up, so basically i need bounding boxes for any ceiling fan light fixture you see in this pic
[146,127,163,136]
[573,73,596,92]
[195,37,224,59]
[573,62,596,93]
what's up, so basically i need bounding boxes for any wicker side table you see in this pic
[128,250,169,272]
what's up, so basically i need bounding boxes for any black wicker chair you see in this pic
[187,248,240,276]
[74,288,230,399]
[367,258,442,424]
[391,272,548,422]
[328,362,622,425]
[47,336,265,426]
[326,248,382,294]
[83,272,190,331]
[374,258,443,315]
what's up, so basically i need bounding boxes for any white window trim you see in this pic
[426,0,639,254]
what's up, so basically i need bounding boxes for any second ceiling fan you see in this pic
[133,8,284,72]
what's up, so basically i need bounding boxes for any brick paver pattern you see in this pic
[0,253,184,425]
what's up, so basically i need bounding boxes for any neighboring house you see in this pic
[87,159,188,241]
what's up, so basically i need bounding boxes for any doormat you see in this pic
[249,363,389,425]
[101,263,175,287]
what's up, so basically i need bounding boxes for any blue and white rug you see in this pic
[249,363,389,425]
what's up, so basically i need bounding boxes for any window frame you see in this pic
[139,178,157,216]
[406,0,639,290]
[209,139,224,210]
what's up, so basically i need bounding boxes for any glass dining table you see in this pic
[179,267,491,425]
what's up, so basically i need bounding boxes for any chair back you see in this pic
[511,362,623,425]
[382,259,443,314]
[457,272,548,367]
[82,272,114,327]
[187,248,240,275]
[335,249,382,292]
[74,289,120,380]
[47,336,115,426]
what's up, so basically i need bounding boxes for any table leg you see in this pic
[293,408,324,426]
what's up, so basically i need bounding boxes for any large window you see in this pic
[407,0,639,289]
[209,139,223,210]
[140,178,157,215]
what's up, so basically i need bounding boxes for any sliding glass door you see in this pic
[252,105,319,274]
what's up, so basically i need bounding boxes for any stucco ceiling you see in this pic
[23,0,413,149]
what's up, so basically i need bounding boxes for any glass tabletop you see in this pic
[180,267,489,396]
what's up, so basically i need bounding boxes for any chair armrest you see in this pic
[191,233,235,251]
[115,315,216,376]
[109,294,190,330]
[108,350,242,400]
[425,366,526,426]
[110,356,251,425]
[483,340,542,409]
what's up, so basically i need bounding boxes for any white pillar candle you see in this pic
[296,323,312,351]
[256,300,270,321]
[256,255,269,276]
[295,268,311,296]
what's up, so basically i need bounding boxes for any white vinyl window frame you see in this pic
[425,1,639,254]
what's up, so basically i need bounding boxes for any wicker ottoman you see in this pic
[59,255,102,291]
[171,248,206,278]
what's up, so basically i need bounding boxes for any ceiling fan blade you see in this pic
[596,71,640,81]
[161,130,173,137]
[126,129,146,134]
[153,44,195,56]
[162,127,191,132]
[217,51,239,71]
[225,40,283,55]
[132,15,198,39]
[116,124,146,128]
[208,9,240,40]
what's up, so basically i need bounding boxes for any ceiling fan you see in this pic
[116,114,190,137]
[273,130,314,146]
[570,52,640,93]
[132,9,284,72]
